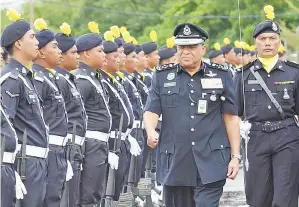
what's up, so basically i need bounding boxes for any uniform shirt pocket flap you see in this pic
[159,143,175,154]
[276,84,294,92]
[161,87,179,96]
[209,138,230,151]
[245,84,262,92]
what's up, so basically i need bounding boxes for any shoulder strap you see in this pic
[249,66,285,119]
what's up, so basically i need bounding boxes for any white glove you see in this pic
[15,171,27,200]
[65,160,74,181]
[240,121,252,139]
[128,135,142,156]
[108,152,119,170]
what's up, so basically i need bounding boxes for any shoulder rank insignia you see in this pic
[156,63,177,72]
[285,60,299,69]
[206,62,228,71]
[6,90,19,98]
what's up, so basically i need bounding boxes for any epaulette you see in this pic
[285,60,299,69]
[9,70,19,80]
[206,62,228,72]
[34,71,45,82]
[156,63,178,72]
[235,61,254,72]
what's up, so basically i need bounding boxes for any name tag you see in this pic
[164,82,176,87]
[197,100,207,114]
[201,78,223,89]
[248,80,259,84]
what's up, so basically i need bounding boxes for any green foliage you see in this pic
[1,0,299,52]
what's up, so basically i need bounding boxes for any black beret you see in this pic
[36,29,55,49]
[234,48,242,55]
[241,49,249,56]
[135,45,143,54]
[158,45,176,60]
[55,33,76,53]
[76,33,103,53]
[221,45,233,55]
[208,50,223,59]
[250,51,256,56]
[141,42,157,55]
[124,43,136,55]
[115,38,125,48]
[1,20,31,48]
[103,41,118,54]
[253,20,280,38]
[174,23,208,46]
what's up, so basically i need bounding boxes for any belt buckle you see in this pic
[263,121,272,132]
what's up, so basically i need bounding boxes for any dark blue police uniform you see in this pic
[0,103,17,207]
[73,62,111,206]
[100,69,134,200]
[32,63,68,207]
[1,59,48,207]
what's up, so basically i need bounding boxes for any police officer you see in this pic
[0,9,49,207]
[31,18,70,207]
[54,22,87,207]
[135,44,148,77]
[121,37,145,184]
[141,31,160,88]
[235,5,299,207]
[221,38,237,74]
[0,101,26,206]
[144,23,240,207]
[73,22,112,206]
[208,42,226,65]
[100,33,141,200]
[158,37,177,66]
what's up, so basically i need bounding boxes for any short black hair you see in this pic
[5,44,14,56]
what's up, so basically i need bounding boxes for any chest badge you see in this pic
[205,71,217,78]
[167,73,175,80]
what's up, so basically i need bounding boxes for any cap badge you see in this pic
[183,25,192,36]
[272,22,278,31]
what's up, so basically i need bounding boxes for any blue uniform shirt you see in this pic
[99,70,134,132]
[145,62,238,186]
[234,59,299,122]
[72,62,111,133]
[133,72,149,106]
[0,59,48,148]
[32,64,68,137]
[54,67,87,137]
[0,104,17,152]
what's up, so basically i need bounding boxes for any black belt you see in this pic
[251,117,296,132]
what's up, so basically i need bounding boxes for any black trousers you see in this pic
[244,125,299,207]
[1,164,15,207]
[163,178,226,207]
[21,157,47,207]
[44,145,67,207]
[80,138,108,206]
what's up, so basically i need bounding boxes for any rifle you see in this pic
[0,136,6,207]
[104,114,124,207]
[16,129,27,207]
[63,121,76,207]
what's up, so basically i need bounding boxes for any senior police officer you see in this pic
[31,18,71,207]
[0,9,49,207]
[235,5,299,207]
[54,22,88,207]
[144,23,241,207]
[100,33,141,200]
[72,22,114,206]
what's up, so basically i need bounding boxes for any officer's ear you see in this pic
[14,40,22,51]
[201,44,206,55]
[38,49,46,59]
[83,50,90,59]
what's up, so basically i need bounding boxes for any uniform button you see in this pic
[192,142,195,146]
[268,105,271,109]
[191,115,195,119]
[59,100,61,102]
[190,90,194,93]
[168,90,171,94]
[220,145,223,148]
[191,128,195,132]
[268,74,270,78]
[191,79,194,82]
[165,150,168,153]
[191,103,194,106]
[252,88,255,92]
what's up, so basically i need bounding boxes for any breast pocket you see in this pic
[159,143,175,172]
[203,89,223,106]
[245,84,263,105]
[209,138,230,166]
[161,87,179,108]
[25,90,39,119]
[276,84,294,104]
